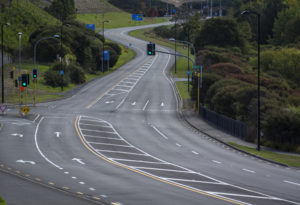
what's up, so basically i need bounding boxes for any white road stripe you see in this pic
[96,150,146,156]
[192,151,199,155]
[110,158,166,164]
[152,126,168,140]
[134,167,191,173]
[143,100,149,111]
[212,160,222,164]
[115,97,126,110]
[176,143,182,147]
[89,188,96,191]
[208,192,273,199]
[80,129,115,134]
[79,123,112,128]
[284,180,300,187]
[164,178,224,184]
[79,181,85,185]
[89,142,132,147]
[242,169,255,173]
[83,135,122,140]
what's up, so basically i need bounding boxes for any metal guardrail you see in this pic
[199,106,247,140]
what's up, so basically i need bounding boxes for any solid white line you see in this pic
[242,168,255,173]
[208,192,272,199]
[115,97,126,110]
[80,129,116,134]
[96,150,146,156]
[152,126,168,140]
[89,142,132,147]
[80,119,105,123]
[79,123,111,128]
[212,160,222,164]
[164,178,224,184]
[110,158,166,164]
[192,151,199,155]
[284,180,300,187]
[33,114,40,123]
[84,135,121,140]
[34,117,63,170]
[134,167,191,173]
[143,100,149,111]
[176,143,182,147]
[115,85,132,88]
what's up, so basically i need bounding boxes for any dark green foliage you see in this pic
[262,109,300,151]
[44,69,70,87]
[194,18,245,50]
[45,0,76,21]
[207,63,243,76]
[199,73,222,103]
[153,26,173,39]
[68,64,86,84]
[106,42,121,55]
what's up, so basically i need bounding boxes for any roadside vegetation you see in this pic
[131,0,300,154]
[0,197,6,205]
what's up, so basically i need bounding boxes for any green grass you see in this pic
[129,28,194,78]
[176,81,190,100]
[77,12,169,29]
[228,142,300,167]
[0,197,6,205]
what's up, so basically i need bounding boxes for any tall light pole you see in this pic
[18,32,22,115]
[34,35,60,70]
[1,22,9,104]
[174,17,177,73]
[102,20,109,73]
[241,10,261,151]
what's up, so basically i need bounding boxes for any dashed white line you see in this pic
[115,97,126,110]
[284,180,300,187]
[151,126,168,140]
[79,181,85,185]
[64,171,69,174]
[192,151,199,155]
[212,160,222,164]
[143,100,149,111]
[242,169,256,173]
[89,188,96,191]
[176,143,182,147]
[72,176,77,179]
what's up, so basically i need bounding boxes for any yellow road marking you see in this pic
[75,116,245,205]
[93,197,101,200]
[85,58,154,109]
[48,182,54,185]
[62,186,69,190]
[35,178,41,181]
[25,174,30,177]
[16,170,20,174]
[7,167,11,170]
[76,192,83,195]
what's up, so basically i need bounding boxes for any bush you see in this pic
[68,64,86,84]
[207,63,243,76]
[106,42,122,55]
[153,26,172,39]
[44,69,69,87]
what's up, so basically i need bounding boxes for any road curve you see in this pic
[0,23,300,205]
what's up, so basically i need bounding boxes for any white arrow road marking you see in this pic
[131,101,136,106]
[105,101,114,104]
[161,102,164,107]
[72,158,85,165]
[11,133,23,138]
[54,132,61,138]
[16,160,36,165]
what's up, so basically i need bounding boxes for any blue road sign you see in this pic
[86,24,95,31]
[60,70,64,76]
[132,14,143,21]
[172,9,176,14]
[103,50,110,61]
[187,70,191,75]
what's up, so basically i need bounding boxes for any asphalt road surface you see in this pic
[1,23,300,205]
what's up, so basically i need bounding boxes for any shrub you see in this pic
[44,69,70,87]
[68,64,86,84]
[153,26,172,39]
[207,63,243,76]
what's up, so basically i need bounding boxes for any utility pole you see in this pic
[210,0,213,17]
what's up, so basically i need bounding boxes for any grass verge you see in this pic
[176,81,190,100]
[0,197,6,205]
[129,27,194,78]
[228,142,300,167]
[77,12,169,29]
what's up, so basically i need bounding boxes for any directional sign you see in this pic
[60,70,64,76]
[22,106,30,114]
[86,24,95,31]
[132,14,143,21]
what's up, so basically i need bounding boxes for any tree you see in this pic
[45,0,76,21]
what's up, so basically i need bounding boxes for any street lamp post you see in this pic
[1,22,9,104]
[102,20,109,73]
[18,32,22,115]
[241,10,261,151]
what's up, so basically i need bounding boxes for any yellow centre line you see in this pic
[75,116,245,205]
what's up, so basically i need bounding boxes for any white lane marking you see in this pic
[72,158,86,165]
[64,171,69,174]
[89,188,96,191]
[100,195,107,198]
[109,158,166,164]
[151,125,168,140]
[192,151,199,155]
[79,123,112,128]
[161,102,164,107]
[54,132,61,138]
[208,192,274,199]
[33,114,40,123]
[12,122,31,126]
[242,169,255,173]
[105,101,114,104]
[79,181,85,185]
[72,176,77,179]
[176,143,182,147]
[96,150,146,156]
[34,117,63,170]
[84,135,122,140]
[164,178,226,184]
[133,167,192,173]
[16,160,36,165]
[80,129,115,134]
[89,142,132,147]
[115,97,126,110]
[143,100,149,111]
[212,160,222,164]
[131,101,136,106]
[11,133,23,138]
[284,180,300,187]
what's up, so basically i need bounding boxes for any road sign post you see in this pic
[103,50,110,71]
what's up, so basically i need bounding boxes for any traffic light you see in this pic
[10,71,14,79]
[33,69,37,79]
[21,74,29,87]
[147,43,155,55]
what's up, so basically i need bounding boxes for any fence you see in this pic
[199,106,247,140]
